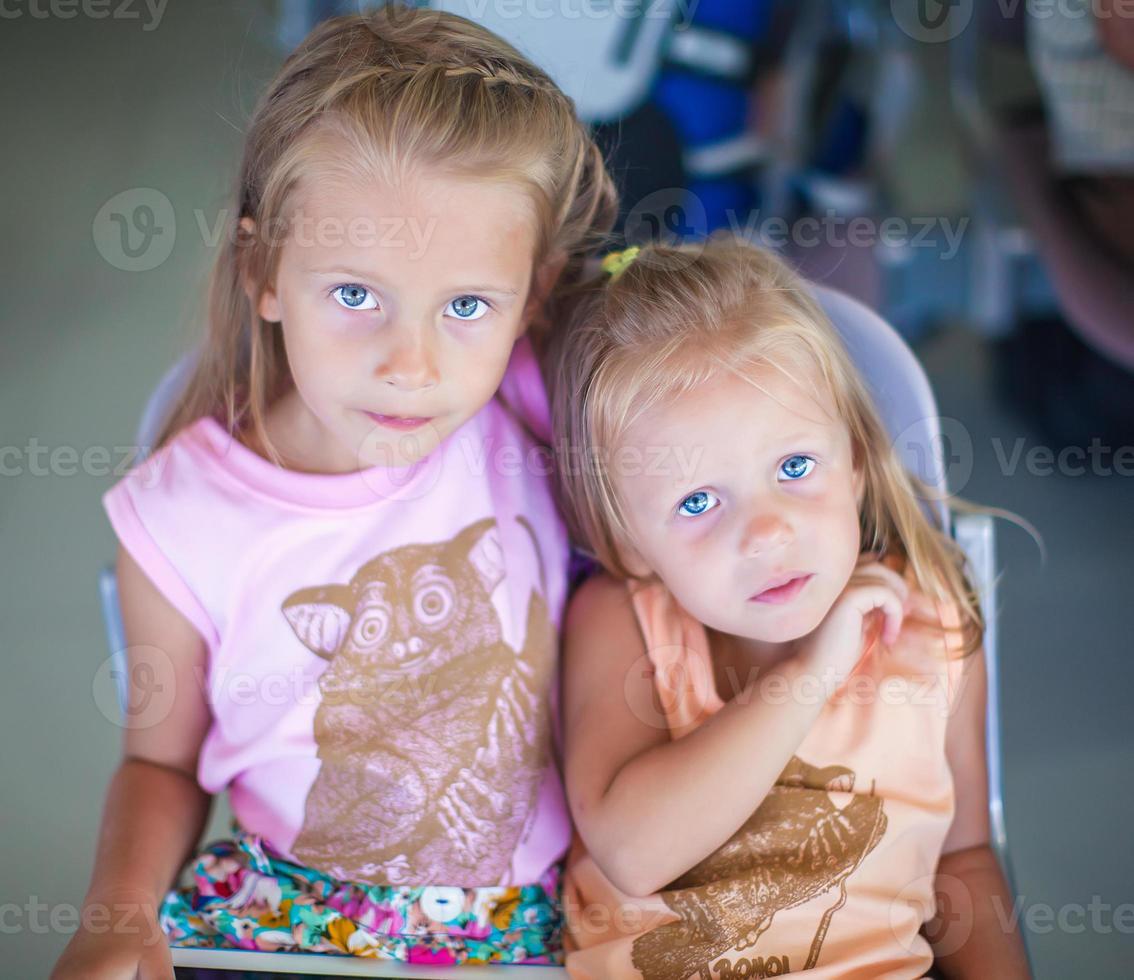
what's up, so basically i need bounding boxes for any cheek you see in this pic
[793,484,859,551]
[446,333,512,399]
[644,526,717,584]
[280,334,360,423]
[468,350,507,397]
[282,325,332,390]
[282,305,358,378]
[820,493,863,572]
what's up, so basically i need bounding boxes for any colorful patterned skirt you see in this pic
[159,823,564,966]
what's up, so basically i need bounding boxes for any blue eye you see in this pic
[677,490,720,518]
[779,455,816,481]
[447,295,489,321]
[332,284,377,311]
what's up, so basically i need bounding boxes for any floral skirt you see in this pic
[159,823,564,966]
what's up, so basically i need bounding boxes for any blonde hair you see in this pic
[156,4,617,457]
[548,236,985,658]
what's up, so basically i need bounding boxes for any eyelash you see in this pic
[328,285,493,321]
[674,455,818,519]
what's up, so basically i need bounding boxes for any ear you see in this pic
[455,518,505,594]
[238,217,282,323]
[519,249,568,335]
[281,583,355,660]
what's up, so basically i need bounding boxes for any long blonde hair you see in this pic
[547,236,986,658]
[156,4,617,457]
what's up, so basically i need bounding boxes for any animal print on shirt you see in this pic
[281,518,555,887]
[632,756,887,978]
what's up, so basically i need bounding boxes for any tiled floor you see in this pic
[2,3,1130,977]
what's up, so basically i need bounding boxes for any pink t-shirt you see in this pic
[103,339,570,889]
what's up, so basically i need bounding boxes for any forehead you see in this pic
[625,360,842,448]
[282,169,538,282]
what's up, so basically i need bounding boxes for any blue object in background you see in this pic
[650,0,781,232]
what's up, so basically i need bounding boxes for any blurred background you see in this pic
[2,0,1132,976]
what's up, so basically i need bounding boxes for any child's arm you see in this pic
[925,645,1031,979]
[51,546,214,980]
[562,573,831,898]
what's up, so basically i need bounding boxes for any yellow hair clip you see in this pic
[600,245,641,282]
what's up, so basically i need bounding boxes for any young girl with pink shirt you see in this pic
[52,7,616,976]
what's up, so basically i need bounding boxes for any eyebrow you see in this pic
[669,430,832,472]
[307,267,521,296]
[772,429,832,445]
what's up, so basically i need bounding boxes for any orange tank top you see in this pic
[563,573,969,979]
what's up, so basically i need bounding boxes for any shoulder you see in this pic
[103,417,214,512]
[101,418,226,647]
[560,574,666,763]
[564,571,639,642]
[102,417,238,547]
[562,573,657,690]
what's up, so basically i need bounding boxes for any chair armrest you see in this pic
[951,511,1015,892]
[97,563,129,718]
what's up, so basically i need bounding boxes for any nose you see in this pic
[375,323,439,391]
[739,511,793,556]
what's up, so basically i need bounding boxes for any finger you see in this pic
[847,585,906,646]
[851,559,907,588]
[850,576,910,621]
[850,562,910,606]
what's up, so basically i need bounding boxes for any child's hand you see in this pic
[794,554,910,690]
[50,894,173,980]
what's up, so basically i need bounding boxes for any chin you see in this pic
[358,427,439,468]
[745,603,829,645]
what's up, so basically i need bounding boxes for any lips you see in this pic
[749,573,813,605]
[364,411,431,432]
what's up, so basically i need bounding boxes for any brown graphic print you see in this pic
[632,756,887,979]
[281,517,554,887]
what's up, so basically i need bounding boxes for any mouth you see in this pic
[749,573,813,605]
[363,411,432,432]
